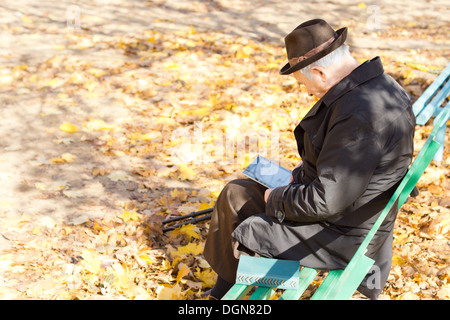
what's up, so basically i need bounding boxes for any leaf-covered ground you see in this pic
[0,0,448,300]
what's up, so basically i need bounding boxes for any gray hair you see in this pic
[300,43,350,79]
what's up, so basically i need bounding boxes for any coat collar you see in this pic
[300,56,384,121]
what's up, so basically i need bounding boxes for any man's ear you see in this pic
[310,66,327,82]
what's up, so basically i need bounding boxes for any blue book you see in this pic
[236,255,300,289]
[242,155,291,189]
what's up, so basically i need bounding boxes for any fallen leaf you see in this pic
[83,119,115,131]
[194,267,217,288]
[21,16,33,23]
[48,156,66,164]
[81,250,102,275]
[175,264,191,283]
[49,153,76,164]
[62,189,85,198]
[178,164,197,181]
[199,202,213,211]
[156,283,184,300]
[119,210,140,222]
[59,122,79,133]
[61,152,77,162]
[88,68,106,77]
[108,170,131,181]
[357,2,367,9]
[139,254,153,265]
[170,224,200,240]
[32,226,42,235]
[392,255,406,266]
[170,242,203,259]
[92,168,109,176]
[133,131,162,141]
[109,262,134,291]
[436,285,450,300]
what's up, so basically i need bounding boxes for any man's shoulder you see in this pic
[330,74,412,130]
[342,72,410,105]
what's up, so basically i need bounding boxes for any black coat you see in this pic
[232,57,415,299]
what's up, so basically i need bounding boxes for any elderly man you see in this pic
[203,19,415,299]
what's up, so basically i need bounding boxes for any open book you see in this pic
[242,155,291,189]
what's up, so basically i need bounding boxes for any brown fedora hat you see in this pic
[280,19,347,75]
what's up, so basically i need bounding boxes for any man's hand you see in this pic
[264,188,273,203]
[289,160,303,183]
[266,160,303,203]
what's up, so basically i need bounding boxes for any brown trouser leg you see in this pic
[203,178,267,283]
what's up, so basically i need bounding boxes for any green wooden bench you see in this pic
[412,63,449,162]
[223,104,449,301]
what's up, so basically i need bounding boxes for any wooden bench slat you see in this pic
[279,267,318,300]
[416,79,450,125]
[311,255,374,300]
[222,284,253,300]
[412,63,450,117]
[249,287,274,300]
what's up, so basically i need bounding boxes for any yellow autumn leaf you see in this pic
[392,255,406,266]
[194,267,217,288]
[164,62,180,69]
[110,262,133,291]
[81,250,101,275]
[136,131,162,141]
[210,190,221,198]
[179,107,211,118]
[394,233,409,245]
[191,107,211,117]
[199,202,214,211]
[44,78,62,88]
[35,183,47,190]
[57,93,69,99]
[402,68,416,85]
[48,156,65,164]
[83,119,115,131]
[236,45,254,59]
[406,63,441,74]
[170,242,203,258]
[165,137,185,148]
[178,164,197,181]
[170,188,189,202]
[108,170,131,181]
[92,167,109,177]
[21,16,33,23]
[357,2,367,9]
[53,44,66,50]
[84,79,98,92]
[32,226,41,235]
[175,264,191,283]
[156,283,184,300]
[88,68,106,77]
[171,224,200,240]
[59,122,78,133]
[139,254,153,265]
[62,153,76,163]
[119,210,140,222]
[49,153,76,164]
